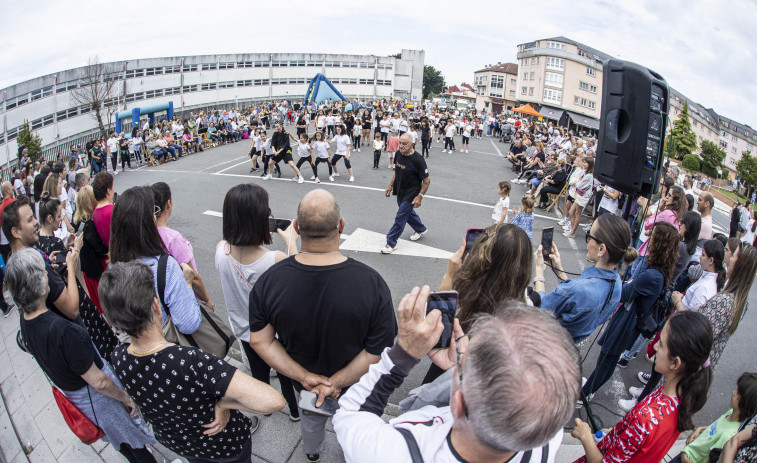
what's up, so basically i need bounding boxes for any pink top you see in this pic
[182,133,192,142]
[158,226,197,270]
[92,204,114,247]
[639,209,679,256]
[387,136,400,153]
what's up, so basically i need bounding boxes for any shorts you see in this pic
[575,195,589,208]
[249,149,259,158]
[273,150,293,164]
[567,195,575,203]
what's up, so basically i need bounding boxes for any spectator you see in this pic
[638,186,687,256]
[107,132,119,175]
[720,418,757,462]
[9,249,157,463]
[214,184,300,420]
[535,214,633,343]
[91,172,115,247]
[102,261,286,463]
[672,239,726,311]
[730,202,742,238]
[697,192,714,241]
[110,186,202,336]
[250,189,397,463]
[537,158,569,209]
[739,202,751,237]
[334,291,579,462]
[674,211,702,282]
[152,182,213,308]
[563,156,594,238]
[740,211,756,245]
[74,185,109,313]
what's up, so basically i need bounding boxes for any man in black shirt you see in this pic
[507,138,527,172]
[250,189,396,462]
[267,123,304,183]
[382,133,430,254]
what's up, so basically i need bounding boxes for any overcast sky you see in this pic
[1,0,755,128]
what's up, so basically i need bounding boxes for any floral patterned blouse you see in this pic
[693,292,736,368]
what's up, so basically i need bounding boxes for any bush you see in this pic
[682,154,700,172]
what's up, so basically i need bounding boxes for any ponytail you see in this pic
[665,312,714,431]
[703,240,726,291]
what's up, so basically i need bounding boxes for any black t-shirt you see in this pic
[344,115,355,130]
[33,173,47,201]
[510,144,526,156]
[271,131,291,152]
[249,257,396,383]
[534,151,546,164]
[393,151,429,202]
[362,115,372,129]
[112,344,251,459]
[20,311,101,391]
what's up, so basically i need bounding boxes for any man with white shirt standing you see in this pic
[697,192,714,241]
[106,132,119,175]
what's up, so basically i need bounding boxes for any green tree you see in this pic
[699,140,726,178]
[682,154,700,172]
[670,101,698,160]
[422,65,445,100]
[16,120,43,161]
[737,151,757,198]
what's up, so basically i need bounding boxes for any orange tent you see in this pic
[512,104,543,118]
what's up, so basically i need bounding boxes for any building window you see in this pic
[522,86,527,95]
[574,96,580,104]
[531,57,536,64]
[530,72,535,80]
[218,81,235,89]
[145,67,163,76]
[237,80,252,87]
[588,101,596,110]
[546,41,566,50]
[219,62,235,69]
[528,87,534,96]
[201,63,217,71]
[545,72,563,88]
[523,72,528,80]
[732,135,738,141]
[509,90,516,96]
[510,78,516,85]
[182,64,198,72]
[546,57,564,71]
[579,81,597,93]
[732,147,738,154]
[719,140,728,150]
[237,61,253,68]
[587,67,596,77]
[543,89,562,104]
[201,83,217,91]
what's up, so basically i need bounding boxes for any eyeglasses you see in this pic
[585,232,603,245]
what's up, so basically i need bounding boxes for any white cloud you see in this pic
[0,0,755,127]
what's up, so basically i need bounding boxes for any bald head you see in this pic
[297,189,341,240]
[1,181,12,198]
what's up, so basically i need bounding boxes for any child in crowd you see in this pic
[492,181,511,224]
[372,133,384,170]
[386,130,400,169]
[310,131,333,182]
[670,371,757,463]
[511,195,535,239]
[353,123,362,152]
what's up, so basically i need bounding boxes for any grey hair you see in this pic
[6,248,48,314]
[98,261,157,338]
[461,302,581,452]
[296,190,341,240]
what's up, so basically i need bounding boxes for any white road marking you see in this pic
[202,156,249,171]
[210,172,560,221]
[215,159,253,174]
[340,228,453,259]
[203,210,223,217]
[490,139,504,157]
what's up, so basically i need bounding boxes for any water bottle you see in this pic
[593,430,606,443]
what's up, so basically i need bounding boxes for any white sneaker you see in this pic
[349,176,354,182]
[409,229,428,241]
[264,174,272,180]
[113,170,118,176]
[558,217,568,226]
[381,244,395,254]
[315,178,321,183]
[333,172,340,177]
[629,386,644,398]
[309,175,315,180]
[329,176,334,182]
[442,149,447,153]
[638,372,650,385]
[618,398,637,413]
[298,176,304,184]
[466,149,469,153]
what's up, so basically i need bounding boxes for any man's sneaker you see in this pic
[290,413,300,422]
[250,416,260,435]
[333,172,340,177]
[617,357,630,368]
[298,176,304,184]
[329,176,334,182]
[638,372,650,385]
[250,167,259,173]
[618,398,637,413]
[264,174,272,180]
[260,172,266,177]
[629,386,644,398]
[381,244,395,254]
[277,170,282,178]
[306,454,320,463]
[349,176,355,182]
[410,229,428,241]
[315,178,321,183]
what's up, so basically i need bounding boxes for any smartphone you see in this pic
[541,227,554,262]
[426,290,458,349]
[463,228,485,259]
[54,250,69,265]
[298,390,339,416]
[268,217,292,232]
[113,192,118,204]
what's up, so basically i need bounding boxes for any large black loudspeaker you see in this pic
[595,59,668,198]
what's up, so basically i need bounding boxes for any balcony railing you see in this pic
[517,48,602,70]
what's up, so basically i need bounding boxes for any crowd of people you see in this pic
[1,98,757,463]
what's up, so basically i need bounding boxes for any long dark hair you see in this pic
[665,311,713,432]
[680,211,701,257]
[646,222,680,286]
[222,184,272,247]
[592,214,634,265]
[151,182,171,218]
[702,239,726,291]
[722,243,757,335]
[110,186,168,263]
[454,224,533,332]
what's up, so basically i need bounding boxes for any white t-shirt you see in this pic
[261,139,274,156]
[312,141,330,159]
[741,220,756,244]
[297,141,312,158]
[317,115,326,128]
[373,139,384,150]
[445,125,456,138]
[492,196,510,222]
[463,125,472,137]
[332,135,351,155]
[409,130,418,144]
[598,187,619,214]
[107,137,119,153]
[380,120,390,133]
[326,115,335,126]
[13,178,25,195]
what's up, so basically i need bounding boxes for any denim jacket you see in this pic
[540,266,622,344]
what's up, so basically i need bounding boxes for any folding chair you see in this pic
[143,146,158,167]
[546,182,570,214]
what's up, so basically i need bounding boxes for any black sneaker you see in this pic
[617,358,629,368]
[306,454,320,462]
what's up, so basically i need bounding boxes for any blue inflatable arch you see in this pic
[303,74,347,105]
[115,101,174,133]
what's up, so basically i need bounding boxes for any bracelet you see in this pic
[533,276,545,284]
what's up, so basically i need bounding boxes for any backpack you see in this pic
[635,273,674,339]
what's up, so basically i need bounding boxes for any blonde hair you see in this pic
[74,185,96,223]
[42,173,60,199]
[521,195,534,214]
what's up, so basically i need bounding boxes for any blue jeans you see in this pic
[621,334,646,361]
[583,350,622,396]
[386,199,426,248]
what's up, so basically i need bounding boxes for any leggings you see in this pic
[296,157,317,176]
[444,137,455,151]
[263,155,281,175]
[381,131,388,148]
[118,443,157,463]
[110,152,118,171]
[241,341,299,417]
[421,138,430,157]
[314,157,332,176]
[373,150,382,168]
[354,135,361,149]
[331,153,351,169]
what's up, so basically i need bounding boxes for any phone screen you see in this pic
[463,228,485,259]
[298,390,339,416]
[268,218,292,232]
[541,227,554,261]
[55,250,68,264]
[426,290,458,349]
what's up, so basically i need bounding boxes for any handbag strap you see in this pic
[157,254,171,317]
[394,427,424,463]
[224,243,254,289]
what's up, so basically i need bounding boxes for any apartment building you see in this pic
[472,63,519,114]
[515,37,611,132]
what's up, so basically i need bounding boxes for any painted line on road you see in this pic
[202,156,249,171]
[490,139,504,157]
[215,159,253,174]
[210,171,560,222]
